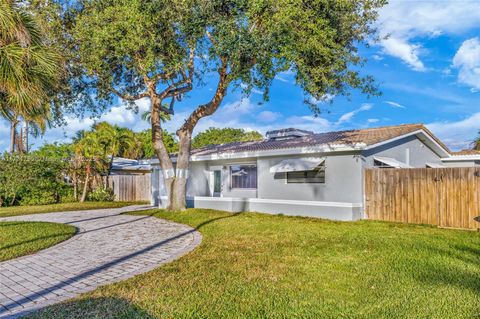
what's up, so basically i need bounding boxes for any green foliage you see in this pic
[0,0,63,148]
[33,142,74,159]
[87,187,115,202]
[54,0,385,115]
[136,129,178,157]
[192,127,263,148]
[0,153,70,206]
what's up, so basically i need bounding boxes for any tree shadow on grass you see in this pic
[403,241,480,295]
[0,231,76,252]
[24,297,155,319]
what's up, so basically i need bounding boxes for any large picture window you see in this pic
[286,165,325,183]
[230,165,257,189]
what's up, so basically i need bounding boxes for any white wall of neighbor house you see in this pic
[362,134,443,168]
[441,160,480,167]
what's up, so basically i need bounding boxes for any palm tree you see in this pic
[0,0,62,152]
[94,122,136,173]
[76,132,105,202]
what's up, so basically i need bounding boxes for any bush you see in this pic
[87,187,115,202]
[0,154,72,207]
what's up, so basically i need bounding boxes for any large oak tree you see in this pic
[55,0,386,210]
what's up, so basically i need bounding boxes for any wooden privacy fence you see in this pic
[107,174,151,202]
[365,167,480,230]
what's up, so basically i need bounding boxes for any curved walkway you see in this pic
[0,205,202,319]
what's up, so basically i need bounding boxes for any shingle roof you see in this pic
[189,123,447,157]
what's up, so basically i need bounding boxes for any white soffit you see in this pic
[269,157,326,173]
[373,156,412,168]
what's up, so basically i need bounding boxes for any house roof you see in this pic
[187,124,450,158]
[442,149,480,161]
[451,149,480,156]
[111,157,151,171]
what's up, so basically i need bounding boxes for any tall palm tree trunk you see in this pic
[9,119,18,153]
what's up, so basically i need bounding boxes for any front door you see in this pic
[213,170,221,196]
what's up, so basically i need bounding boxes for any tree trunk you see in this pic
[73,172,78,201]
[80,163,91,202]
[24,121,29,153]
[9,120,17,153]
[150,95,176,209]
[169,130,192,211]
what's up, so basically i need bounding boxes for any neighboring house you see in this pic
[150,123,463,221]
[110,157,151,176]
[441,150,480,167]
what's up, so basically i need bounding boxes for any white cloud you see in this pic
[258,111,281,123]
[377,0,480,71]
[367,118,379,123]
[336,103,373,125]
[384,101,405,108]
[452,37,480,89]
[381,37,425,71]
[427,112,480,151]
[308,94,335,105]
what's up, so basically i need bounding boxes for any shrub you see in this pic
[87,187,115,202]
[0,154,71,207]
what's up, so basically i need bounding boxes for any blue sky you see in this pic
[1,0,480,152]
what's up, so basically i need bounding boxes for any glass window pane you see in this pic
[214,171,221,193]
[287,165,325,184]
[230,165,257,189]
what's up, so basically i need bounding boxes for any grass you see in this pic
[0,201,145,218]
[0,221,76,262]
[28,209,480,319]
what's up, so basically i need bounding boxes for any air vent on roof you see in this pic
[266,128,314,140]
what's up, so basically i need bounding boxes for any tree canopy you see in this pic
[192,127,263,149]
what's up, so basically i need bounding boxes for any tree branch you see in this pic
[178,57,229,134]
[111,87,149,101]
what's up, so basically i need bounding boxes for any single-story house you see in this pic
[150,123,472,221]
[110,157,151,176]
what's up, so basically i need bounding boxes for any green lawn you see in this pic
[28,209,480,319]
[0,221,76,262]
[0,202,144,218]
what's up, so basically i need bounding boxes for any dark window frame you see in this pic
[286,164,326,184]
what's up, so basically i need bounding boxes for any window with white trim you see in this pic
[230,165,257,189]
[286,163,325,183]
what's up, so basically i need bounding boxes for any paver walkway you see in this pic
[0,205,202,319]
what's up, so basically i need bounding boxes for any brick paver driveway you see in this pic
[0,205,202,318]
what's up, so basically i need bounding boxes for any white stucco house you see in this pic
[149,123,476,221]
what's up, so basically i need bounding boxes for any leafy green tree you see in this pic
[52,0,385,210]
[0,154,69,206]
[192,128,263,149]
[136,129,178,158]
[0,0,62,153]
[33,142,74,159]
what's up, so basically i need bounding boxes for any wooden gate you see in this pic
[364,168,480,230]
[107,174,151,202]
